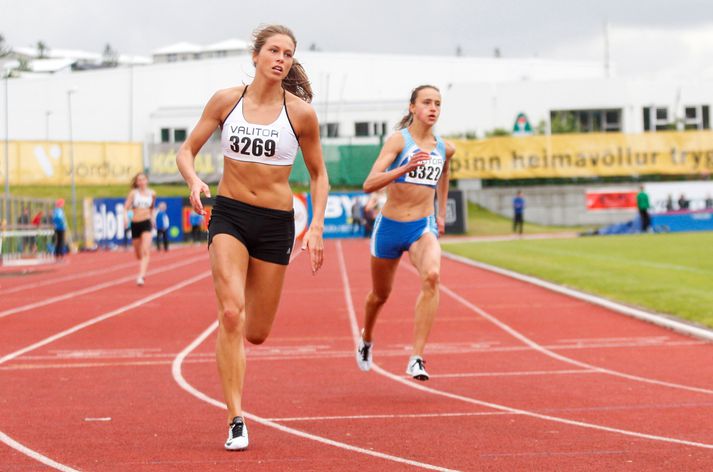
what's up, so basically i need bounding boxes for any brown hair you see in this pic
[130,172,147,189]
[396,85,440,130]
[251,24,313,103]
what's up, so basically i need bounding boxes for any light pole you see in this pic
[3,68,10,227]
[67,87,78,242]
[45,110,52,141]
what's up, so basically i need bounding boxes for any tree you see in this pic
[0,33,10,57]
[102,43,119,67]
[485,128,511,138]
[37,40,49,58]
[550,111,578,134]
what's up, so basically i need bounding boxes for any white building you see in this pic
[1,49,711,145]
[151,39,249,63]
[6,46,150,74]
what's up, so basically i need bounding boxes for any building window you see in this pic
[683,105,711,130]
[355,121,388,137]
[320,122,340,138]
[550,109,622,133]
[160,127,187,143]
[173,129,187,142]
[643,106,671,131]
[355,122,370,137]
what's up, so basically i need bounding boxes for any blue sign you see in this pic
[92,196,184,246]
[307,192,370,238]
[652,210,713,233]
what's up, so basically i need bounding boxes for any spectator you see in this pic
[155,202,170,251]
[665,194,674,212]
[351,198,365,235]
[705,194,713,210]
[363,189,386,238]
[52,199,67,260]
[636,185,651,232]
[189,209,204,244]
[31,210,43,227]
[513,190,525,235]
[17,207,33,253]
[678,194,689,210]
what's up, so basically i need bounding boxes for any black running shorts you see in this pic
[208,195,295,265]
[131,219,152,239]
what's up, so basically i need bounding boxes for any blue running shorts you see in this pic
[370,213,438,259]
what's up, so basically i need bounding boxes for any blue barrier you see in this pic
[592,210,713,235]
[93,197,184,246]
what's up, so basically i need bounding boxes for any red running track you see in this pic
[1,240,713,471]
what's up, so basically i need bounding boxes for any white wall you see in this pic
[1,52,608,144]
[7,52,710,145]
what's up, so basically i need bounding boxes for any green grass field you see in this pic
[443,232,713,328]
[465,203,591,236]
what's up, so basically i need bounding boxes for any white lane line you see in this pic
[430,369,597,378]
[0,430,79,472]
[0,248,190,295]
[400,256,713,396]
[0,271,211,366]
[443,251,713,343]
[336,241,713,450]
[0,254,207,320]
[0,267,212,471]
[435,277,713,396]
[265,411,512,422]
[172,328,458,471]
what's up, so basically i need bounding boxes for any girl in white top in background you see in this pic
[176,24,328,451]
[124,172,156,286]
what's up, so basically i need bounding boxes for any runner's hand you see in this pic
[301,226,324,274]
[403,151,431,174]
[189,179,211,215]
[436,215,446,236]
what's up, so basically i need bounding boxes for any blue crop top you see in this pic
[388,128,446,189]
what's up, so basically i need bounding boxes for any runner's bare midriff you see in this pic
[218,157,294,211]
[381,182,435,222]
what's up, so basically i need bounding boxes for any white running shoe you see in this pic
[356,338,373,372]
[406,355,429,381]
[136,277,144,286]
[225,416,249,451]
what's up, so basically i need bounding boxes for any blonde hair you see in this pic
[130,172,147,189]
[396,85,440,129]
[251,24,313,103]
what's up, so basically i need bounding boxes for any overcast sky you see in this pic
[2,0,713,78]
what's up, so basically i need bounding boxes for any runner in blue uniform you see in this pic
[356,85,456,381]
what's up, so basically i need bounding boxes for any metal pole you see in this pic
[45,110,52,141]
[128,64,134,142]
[3,73,9,226]
[67,89,77,242]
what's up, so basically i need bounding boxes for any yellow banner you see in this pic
[451,131,713,179]
[0,141,143,185]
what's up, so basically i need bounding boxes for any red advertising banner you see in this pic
[586,191,637,211]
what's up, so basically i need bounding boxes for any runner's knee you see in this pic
[422,269,440,292]
[219,305,245,334]
[246,331,268,345]
[368,289,390,306]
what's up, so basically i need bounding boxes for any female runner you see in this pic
[356,85,455,381]
[177,24,328,450]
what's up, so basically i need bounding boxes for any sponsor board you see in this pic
[307,192,370,238]
[586,190,638,211]
[92,197,184,246]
